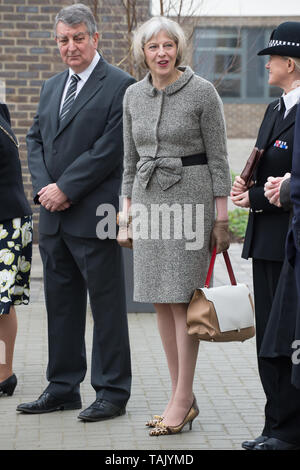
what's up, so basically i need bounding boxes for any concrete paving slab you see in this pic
[0,243,265,451]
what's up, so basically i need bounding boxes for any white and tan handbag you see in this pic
[187,247,255,342]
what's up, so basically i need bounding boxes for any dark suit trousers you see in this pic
[39,229,131,407]
[252,259,283,437]
[259,356,300,445]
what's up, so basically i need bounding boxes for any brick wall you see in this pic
[0,2,299,239]
[0,0,149,239]
[98,0,149,77]
[0,0,71,239]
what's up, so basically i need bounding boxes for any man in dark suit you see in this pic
[16,3,135,422]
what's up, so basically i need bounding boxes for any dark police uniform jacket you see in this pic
[0,103,31,222]
[242,99,297,261]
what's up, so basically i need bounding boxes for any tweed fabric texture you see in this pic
[121,66,231,302]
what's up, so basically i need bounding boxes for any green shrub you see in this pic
[228,208,249,241]
[230,169,237,185]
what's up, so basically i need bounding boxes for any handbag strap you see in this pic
[204,247,237,288]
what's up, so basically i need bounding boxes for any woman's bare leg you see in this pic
[161,303,199,426]
[154,303,179,417]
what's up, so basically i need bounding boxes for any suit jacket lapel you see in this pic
[50,69,69,135]
[253,102,297,181]
[55,58,107,138]
[257,102,279,150]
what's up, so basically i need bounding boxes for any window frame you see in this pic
[193,26,281,103]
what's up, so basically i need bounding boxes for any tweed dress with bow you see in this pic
[121,66,231,303]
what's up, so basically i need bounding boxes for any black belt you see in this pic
[181,153,207,166]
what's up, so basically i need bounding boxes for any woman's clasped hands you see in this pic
[230,175,251,208]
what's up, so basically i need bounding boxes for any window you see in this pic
[193,27,281,102]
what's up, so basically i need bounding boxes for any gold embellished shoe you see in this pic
[149,398,199,436]
[145,415,163,427]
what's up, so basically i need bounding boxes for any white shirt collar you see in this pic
[282,86,300,114]
[68,52,100,83]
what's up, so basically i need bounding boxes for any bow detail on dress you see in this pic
[136,157,183,191]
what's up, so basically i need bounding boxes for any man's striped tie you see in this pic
[59,74,81,121]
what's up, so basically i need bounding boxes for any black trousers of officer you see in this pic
[259,356,300,445]
[253,258,300,445]
[252,259,282,437]
[39,229,132,407]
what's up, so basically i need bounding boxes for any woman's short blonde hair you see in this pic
[132,16,186,68]
[284,56,300,72]
[292,57,300,72]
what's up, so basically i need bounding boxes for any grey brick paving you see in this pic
[0,243,265,450]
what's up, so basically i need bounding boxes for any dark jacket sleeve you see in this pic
[249,186,284,213]
[291,105,300,227]
[26,82,54,204]
[280,178,292,211]
[248,101,290,214]
[0,103,11,124]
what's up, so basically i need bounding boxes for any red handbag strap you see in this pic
[223,250,237,286]
[204,247,217,287]
[204,247,237,288]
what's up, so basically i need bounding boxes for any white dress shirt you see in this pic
[282,85,300,118]
[59,52,101,114]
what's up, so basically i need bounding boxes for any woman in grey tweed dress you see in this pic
[118,17,231,435]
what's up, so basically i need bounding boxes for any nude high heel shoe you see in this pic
[149,398,199,436]
[145,415,163,427]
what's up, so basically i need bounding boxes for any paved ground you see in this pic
[227,138,256,175]
[0,242,266,451]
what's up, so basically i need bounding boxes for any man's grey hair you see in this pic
[54,3,98,37]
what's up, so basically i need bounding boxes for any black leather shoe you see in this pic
[16,392,82,414]
[78,398,126,422]
[0,374,17,397]
[254,437,300,450]
[241,435,268,450]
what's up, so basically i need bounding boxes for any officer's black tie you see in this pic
[272,96,286,136]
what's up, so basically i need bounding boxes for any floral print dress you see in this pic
[0,215,32,315]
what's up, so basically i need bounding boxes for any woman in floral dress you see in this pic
[0,102,32,397]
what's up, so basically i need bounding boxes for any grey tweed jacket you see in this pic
[121,66,231,198]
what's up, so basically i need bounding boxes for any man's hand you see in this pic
[55,201,71,211]
[38,183,70,212]
[264,173,291,208]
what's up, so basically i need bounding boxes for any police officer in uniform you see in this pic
[231,21,300,450]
